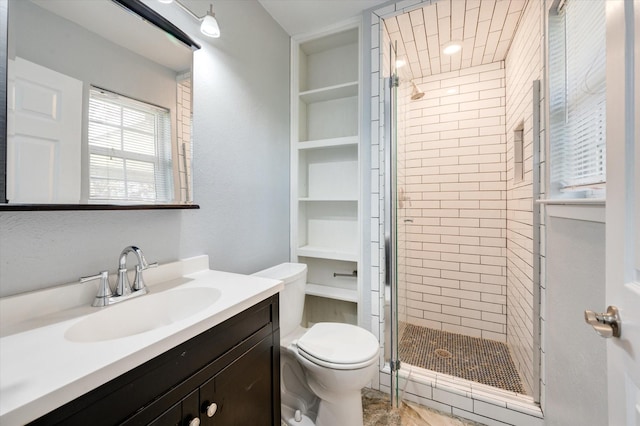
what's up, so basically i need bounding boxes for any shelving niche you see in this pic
[291,22,361,327]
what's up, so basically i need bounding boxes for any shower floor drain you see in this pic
[434,348,452,358]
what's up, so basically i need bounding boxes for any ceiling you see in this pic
[258,0,527,78]
[258,0,388,36]
[385,0,527,79]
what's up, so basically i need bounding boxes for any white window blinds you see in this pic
[88,87,173,203]
[548,0,606,197]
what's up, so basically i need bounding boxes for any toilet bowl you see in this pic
[253,263,379,426]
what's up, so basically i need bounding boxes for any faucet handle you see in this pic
[131,261,157,292]
[80,270,113,307]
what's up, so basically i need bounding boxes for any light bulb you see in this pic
[443,41,462,55]
[201,14,220,38]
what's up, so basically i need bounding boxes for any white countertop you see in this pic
[0,256,283,425]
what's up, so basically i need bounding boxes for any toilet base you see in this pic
[315,390,364,426]
[284,410,315,426]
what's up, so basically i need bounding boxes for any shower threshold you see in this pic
[391,362,543,424]
[399,324,525,394]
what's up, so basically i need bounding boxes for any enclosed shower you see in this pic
[381,0,541,407]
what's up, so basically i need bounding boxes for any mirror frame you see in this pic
[0,0,201,211]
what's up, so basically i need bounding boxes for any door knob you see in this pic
[584,305,621,338]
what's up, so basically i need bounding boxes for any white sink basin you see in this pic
[64,287,221,343]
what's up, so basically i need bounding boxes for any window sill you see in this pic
[536,199,605,223]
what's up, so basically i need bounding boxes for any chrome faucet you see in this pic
[81,246,157,307]
[116,246,157,296]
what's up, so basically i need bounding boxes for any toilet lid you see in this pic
[296,323,379,366]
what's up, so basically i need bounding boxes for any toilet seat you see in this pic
[296,323,379,370]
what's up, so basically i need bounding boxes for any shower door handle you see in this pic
[584,306,621,338]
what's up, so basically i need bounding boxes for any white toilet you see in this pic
[253,263,379,426]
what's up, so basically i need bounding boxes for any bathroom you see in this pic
[0,0,636,425]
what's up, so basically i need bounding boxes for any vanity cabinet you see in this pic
[29,295,280,426]
[291,21,362,326]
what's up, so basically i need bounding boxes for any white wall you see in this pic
[543,216,607,425]
[0,0,291,297]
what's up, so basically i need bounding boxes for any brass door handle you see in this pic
[584,305,621,338]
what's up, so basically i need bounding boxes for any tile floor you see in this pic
[280,388,485,425]
[362,388,484,426]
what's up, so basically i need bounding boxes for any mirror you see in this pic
[1,0,200,209]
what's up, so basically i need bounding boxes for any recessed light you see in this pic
[443,41,462,55]
[447,87,459,94]
[395,59,406,68]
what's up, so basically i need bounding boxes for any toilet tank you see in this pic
[252,263,307,338]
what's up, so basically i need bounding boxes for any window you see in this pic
[88,87,173,203]
[548,0,606,198]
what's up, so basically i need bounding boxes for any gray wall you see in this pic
[0,0,291,296]
[544,216,607,425]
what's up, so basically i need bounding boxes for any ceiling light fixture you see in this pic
[200,6,220,38]
[442,41,462,55]
[165,0,221,38]
[395,59,406,68]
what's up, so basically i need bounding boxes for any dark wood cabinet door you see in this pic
[180,390,200,426]
[148,402,181,426]
[200,337,274,426]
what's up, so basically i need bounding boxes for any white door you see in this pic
[604,1,640,424]
[7,57,82,203]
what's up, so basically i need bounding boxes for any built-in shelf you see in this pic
[305,283,358,303]
[299,81,358,104]
[297,136,359,150]
[298,146,358,199]
[299,28,358,56]
[297,245,358,262]
[292,22,361,326]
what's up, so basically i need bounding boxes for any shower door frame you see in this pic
[384,40,401,408]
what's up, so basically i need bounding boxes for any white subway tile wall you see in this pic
[504,0,542,397]
[397,62,508,341]
[176,74,192,202]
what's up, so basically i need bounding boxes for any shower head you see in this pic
[410,81,425,100]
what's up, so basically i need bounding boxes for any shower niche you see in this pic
[291,22,362,326]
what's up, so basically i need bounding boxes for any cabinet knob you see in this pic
[188,418,200,426]
[206,402,218,418]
